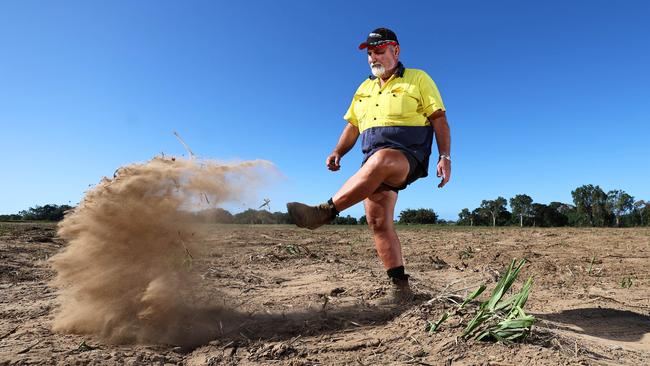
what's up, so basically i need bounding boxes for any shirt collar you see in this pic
[369,61,405,80]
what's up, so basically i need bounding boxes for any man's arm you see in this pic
[326,123,360,171]
[428,110,451,188]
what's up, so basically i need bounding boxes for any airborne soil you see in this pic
[1,222,650,365]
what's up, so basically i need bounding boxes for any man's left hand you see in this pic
[436,158,451,188]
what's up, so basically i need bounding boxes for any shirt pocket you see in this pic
[353,92,371,121]
[385,86,418,117]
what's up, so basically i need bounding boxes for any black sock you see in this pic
[327,198,340,218]
[387,266,409,280]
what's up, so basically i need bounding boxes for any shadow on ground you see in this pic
[174,302,410,350]
[537,308,650,343]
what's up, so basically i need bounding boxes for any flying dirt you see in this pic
[48,156,276,346]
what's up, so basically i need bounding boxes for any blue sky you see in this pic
[1,0,649,220]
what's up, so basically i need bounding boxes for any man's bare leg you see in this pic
[287,148,409,229]
[364,189,403,269]
[332,149,409,211]
[364,189,413,303]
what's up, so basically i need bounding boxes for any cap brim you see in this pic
[358,41,397,50]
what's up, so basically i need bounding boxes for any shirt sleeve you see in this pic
[343,99,358,127]
[418,72,446,117]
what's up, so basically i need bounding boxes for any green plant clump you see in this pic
[427,259,535,343]
[461,259,535,341]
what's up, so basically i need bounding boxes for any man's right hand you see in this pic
[326,152,341,171]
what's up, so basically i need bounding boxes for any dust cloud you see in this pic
[49,156,276,346]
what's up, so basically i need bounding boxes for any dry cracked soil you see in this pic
[2,222,650,365]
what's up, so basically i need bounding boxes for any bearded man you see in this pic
[287,28,451,303]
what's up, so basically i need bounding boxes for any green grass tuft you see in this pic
[461,259,535,342]
[426,259,536,343]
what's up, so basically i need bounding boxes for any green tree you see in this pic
[546,202,570,227]
[531,202,569,227]
[571,184,608,226]
[530,203,546,227]
[606,190,634,227]
[471,208,490,226]
[398,208,438,224]
[272,211,291,224]
[233,209,275,224]
[479,197,508,227]
[457,208,475,226]
[331,215,358,225]
[633,200,647,226]
[359,215,367,225]
[509,194,534,227]
[19,204,73,221]
[641,204,650,226]
[0,214,22,221]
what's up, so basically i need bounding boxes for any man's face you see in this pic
[367,45,399,78]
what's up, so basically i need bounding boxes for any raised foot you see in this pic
[286,202,334,230]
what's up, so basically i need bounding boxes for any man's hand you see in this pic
[326,152,341,171]
[436,158,451,188]
[327,123,359,172]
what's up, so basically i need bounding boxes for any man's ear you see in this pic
[394,45,400,57]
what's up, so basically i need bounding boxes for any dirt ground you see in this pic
[1,221,650,365]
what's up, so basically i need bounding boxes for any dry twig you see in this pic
[17,339,41,354]
[0,325,19,340]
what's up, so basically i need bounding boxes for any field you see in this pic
[1,222,650,365]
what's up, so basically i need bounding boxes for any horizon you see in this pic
[1,181,639,222]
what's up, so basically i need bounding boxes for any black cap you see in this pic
[358,28,399,50]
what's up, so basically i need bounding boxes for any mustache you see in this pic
[371,62,383,68]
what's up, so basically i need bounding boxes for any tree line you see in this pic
[3,184,647,227]
[457,184,649,227]
[0,204,439,226]
[193,208,439,225]
[0,204,73,222]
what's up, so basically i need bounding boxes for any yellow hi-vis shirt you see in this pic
[343,62,445,176]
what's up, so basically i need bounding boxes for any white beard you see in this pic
[371,63,386,78]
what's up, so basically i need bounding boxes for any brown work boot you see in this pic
[374,277,415,306]
[286,202,336,230]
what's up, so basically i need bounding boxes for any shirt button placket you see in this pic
[376,91,381,121]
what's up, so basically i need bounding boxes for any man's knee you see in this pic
[366,214,391,232]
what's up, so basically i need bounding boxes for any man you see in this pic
[287,28,451,303]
